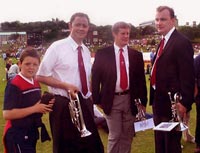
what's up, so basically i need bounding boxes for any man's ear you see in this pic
[68,22,72,30]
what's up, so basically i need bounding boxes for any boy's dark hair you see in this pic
[20,47,40,63]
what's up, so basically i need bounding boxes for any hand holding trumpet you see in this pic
[135,98,146,121]
[168,92,188,131]
[63,83,79,99]
[68,90,92,137]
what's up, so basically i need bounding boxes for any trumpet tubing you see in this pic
[168,92,188,131]
[68,92,92,137]
[135,98,146,121]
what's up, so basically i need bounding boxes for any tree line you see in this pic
[1,19,200,45]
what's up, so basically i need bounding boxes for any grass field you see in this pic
[0,57,197,153]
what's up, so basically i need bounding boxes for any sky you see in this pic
[0,0,199,27]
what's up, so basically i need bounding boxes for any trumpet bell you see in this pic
[68,91,92,137]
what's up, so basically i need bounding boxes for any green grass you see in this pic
[0,58,196,153]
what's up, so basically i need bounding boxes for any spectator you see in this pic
[7,60,20,81]
[5,58,13,81]
[2,52,7,62]
[150,47,156,66]
[94,105,108,133]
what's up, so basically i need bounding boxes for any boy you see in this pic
[3,47,54,153]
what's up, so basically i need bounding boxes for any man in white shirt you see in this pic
[36,12,103,153]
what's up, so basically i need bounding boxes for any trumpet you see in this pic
[168,92,188,131]
[68,91,92,137]
[135,98,146,121]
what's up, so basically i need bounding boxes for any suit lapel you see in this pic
[127,47,135,78]
[109,46,117,82]
[159,30,177,58]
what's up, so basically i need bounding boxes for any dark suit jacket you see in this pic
[150,29,195,118]
[92,46,147,115]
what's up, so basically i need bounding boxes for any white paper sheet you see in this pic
[134,118,155,132]
[153,122,179,131]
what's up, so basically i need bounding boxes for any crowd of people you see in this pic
[1,5,200,153]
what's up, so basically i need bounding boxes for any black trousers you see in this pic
[195,100,200,145]
[49,94,104,153]
[4,127,38,153]
[153,115,182,153]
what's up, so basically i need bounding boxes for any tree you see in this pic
[139,25,156,36]
[179,26,196,40]
[130,24,139,39]
[96,25,113,44]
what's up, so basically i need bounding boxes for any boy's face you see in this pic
[19,56,40,79]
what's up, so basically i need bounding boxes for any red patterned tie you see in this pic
[77,46,88,96]
[119,48,128,90]
[150,38,165,86]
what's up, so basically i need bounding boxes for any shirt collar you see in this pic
[18,72,34,85]
[68,36,84,52]
[114,43,128,54]
[163,27,175,43]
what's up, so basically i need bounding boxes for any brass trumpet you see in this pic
[135,98,146,121]
[168,92,188,131]
[68,91,92,137]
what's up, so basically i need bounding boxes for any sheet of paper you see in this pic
[134,118,155,132]
[153,122,179,131]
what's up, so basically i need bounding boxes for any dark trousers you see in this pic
[153,115,182,153]
[4,127,38,153]
[195,101,200,145]
[50,94,104,153]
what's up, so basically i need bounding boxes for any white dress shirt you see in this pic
[37,36,92,98]
[114,43,130,92]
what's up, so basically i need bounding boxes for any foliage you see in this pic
[95,25,113,44]
[179,26,197,40]
[130,24,140,39]
[1,20,200,46]
[139,25,157,36]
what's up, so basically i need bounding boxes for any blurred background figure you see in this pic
[94,105,108,133]
[150,47,156,66]
[5,58,12,81]
[7,60,20,81]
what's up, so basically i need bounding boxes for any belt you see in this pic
[115,90,130,96]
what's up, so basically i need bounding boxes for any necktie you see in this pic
[119,48,128,90]
[77,46,88,96]
[150,38,165,86]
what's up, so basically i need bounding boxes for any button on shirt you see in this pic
[114,44,129,92]
[37,36,92,98]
